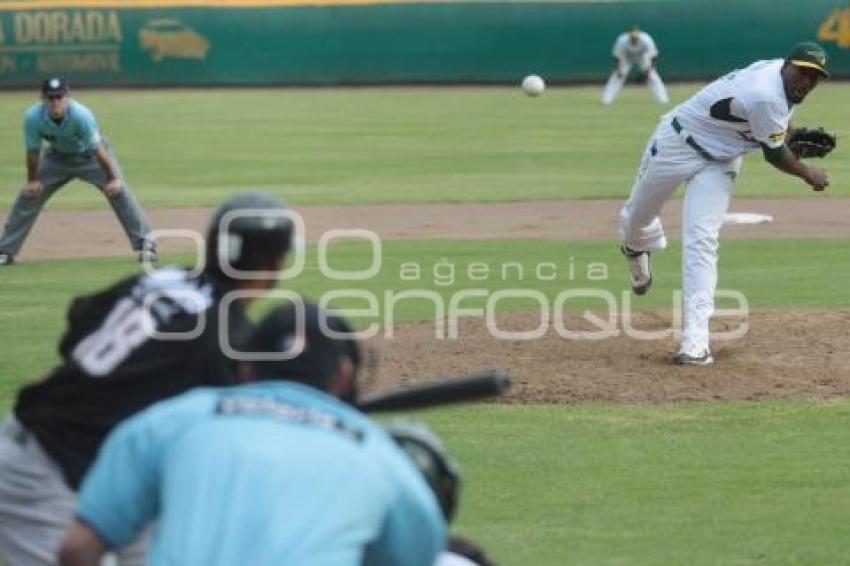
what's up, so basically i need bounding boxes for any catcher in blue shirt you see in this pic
[0,77,155,265]
[59,301,446,566]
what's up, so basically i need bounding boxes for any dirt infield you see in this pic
[366,309,850,404]
[7,197,848,260]
[5,197,847,404]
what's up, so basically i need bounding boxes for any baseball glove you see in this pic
[787,127,837,159]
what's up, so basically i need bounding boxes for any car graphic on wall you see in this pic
[139,19,210,62]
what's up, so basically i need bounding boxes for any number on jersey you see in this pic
[72,298,154,376]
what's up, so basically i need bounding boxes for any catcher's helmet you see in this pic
[386,421,461,522]
[205,191,293,281]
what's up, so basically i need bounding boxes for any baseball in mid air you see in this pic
[521,74,545,97]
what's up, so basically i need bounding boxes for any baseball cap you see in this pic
[41,77,69,97]
[786,42,829,78]
[249,300,360,397]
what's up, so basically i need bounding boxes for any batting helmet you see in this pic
[205,191,293,281]
[386,420,461,522]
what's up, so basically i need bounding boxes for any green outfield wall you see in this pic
[0,0,847,87]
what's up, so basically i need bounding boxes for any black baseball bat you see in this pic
[357,369,510,413]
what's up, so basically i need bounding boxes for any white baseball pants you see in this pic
[602,56,669,105]
[619,116,742,356]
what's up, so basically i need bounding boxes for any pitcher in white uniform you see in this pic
[618,42,830,365]
[602,27,669,105]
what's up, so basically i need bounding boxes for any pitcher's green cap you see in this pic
[786,42,829,78]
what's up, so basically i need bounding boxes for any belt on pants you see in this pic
[671,117,716,161]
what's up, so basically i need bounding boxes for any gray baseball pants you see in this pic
[0,143,152,258]
[0,415,147,565]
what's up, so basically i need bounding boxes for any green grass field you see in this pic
[0,84,848,209]
[0,86,848,564]
[1,238,848,398]
[426,399,850,565]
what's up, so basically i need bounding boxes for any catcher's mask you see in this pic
[386,420,461,522]
[205,191,293,283]
[249,300,361,403]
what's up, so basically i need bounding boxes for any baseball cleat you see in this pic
[0,253,14,266]
[672,349,714,366]
[621,245,652,295]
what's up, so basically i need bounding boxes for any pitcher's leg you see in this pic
[619,121,703,295]
[678,158,741,360]
[619,126,697,252]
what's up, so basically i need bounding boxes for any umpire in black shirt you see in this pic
[0,191,294,565]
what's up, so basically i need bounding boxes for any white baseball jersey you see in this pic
[674,59,794,161]
[612,31,658,64]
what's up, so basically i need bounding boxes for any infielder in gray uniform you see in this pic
[0,77,156,266]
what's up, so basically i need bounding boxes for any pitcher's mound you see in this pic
[366,309,850,404]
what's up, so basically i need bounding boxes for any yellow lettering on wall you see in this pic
[84,11,103,42]
[34,12,51,42]
[14,10,122,44]
[52,11,68,42]
[107,11,121,41]
[818,8,850,48]
[15,13,30,43]
[68,11,86,41]
[36,51,121,72]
